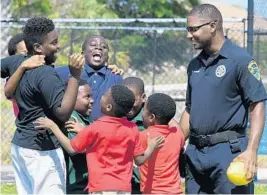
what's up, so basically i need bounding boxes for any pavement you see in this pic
[0,165,15,184]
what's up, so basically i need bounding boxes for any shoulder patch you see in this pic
[248,60,261,81]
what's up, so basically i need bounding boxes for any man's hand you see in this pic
[107,64,124,75]
[233,149,257,180]
[69,54,84,79]
[21,55,45,70]
[65,117,84,133]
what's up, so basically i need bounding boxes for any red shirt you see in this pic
[70,116,145,192]
[4,80,19,117]
[139,125,185,194]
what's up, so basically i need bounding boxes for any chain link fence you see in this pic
[1,1,267,165]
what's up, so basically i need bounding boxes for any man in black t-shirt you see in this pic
[1,16,83,195]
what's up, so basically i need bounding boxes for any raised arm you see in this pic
[54,54,84,122]
[5,55,45,99]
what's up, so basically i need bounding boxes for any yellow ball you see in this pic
[227,160,252,186]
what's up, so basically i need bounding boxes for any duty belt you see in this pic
[189,130,246,148]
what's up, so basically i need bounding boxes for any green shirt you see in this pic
[131,109,145,131]
[131,109,144,186]
[64,111,91,194]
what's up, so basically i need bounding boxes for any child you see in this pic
[139,93,185,194]
[34,84,164,194]
[63,79,94,194]
[123,77,146,194]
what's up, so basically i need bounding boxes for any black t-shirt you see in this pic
[1,55,65,150]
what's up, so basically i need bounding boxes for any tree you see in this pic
[100,0,199,18]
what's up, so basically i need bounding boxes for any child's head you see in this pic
[101,85,135,118]
[142,93,176,128]
[8,33,28,56]
[74,80,93,116]
[23,16,60,64]
[123,77,146,120]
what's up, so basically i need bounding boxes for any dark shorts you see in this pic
[185,136,254,194]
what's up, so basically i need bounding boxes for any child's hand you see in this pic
[147,133,165,150]
[107,64,124,75]
[65,117,84,133]
[21,55,45,70]
[34,117,57,131]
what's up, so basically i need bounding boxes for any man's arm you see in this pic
[235,101,265,179]
[179,110,190,140]
[54,54,84,122]
[234,58,267,180]
[5,55,45,99]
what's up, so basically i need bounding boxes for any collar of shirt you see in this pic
[73,110,91,125]
[131,108,145,131]
[84,64,107,75]
[146,125,171,135]
[197,38,231,65]
[98,115,128,124]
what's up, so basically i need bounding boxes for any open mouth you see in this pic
[92,52,102,62]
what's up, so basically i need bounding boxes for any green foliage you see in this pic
[100,0,199,18]
[11,0,52,17]
[9,0,200,71]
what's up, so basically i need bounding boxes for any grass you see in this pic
[0,184,17,194]
[0,183,266,194]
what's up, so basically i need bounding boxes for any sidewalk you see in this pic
[0,165,15,184]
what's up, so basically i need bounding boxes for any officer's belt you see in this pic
[189,130,246,148]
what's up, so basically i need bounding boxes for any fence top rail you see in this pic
[1,23,250,31]
[1,18,245,23]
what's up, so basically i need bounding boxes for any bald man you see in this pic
[179,4,266,194]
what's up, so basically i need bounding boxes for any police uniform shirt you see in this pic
[1,55,65,150]
[185,38,267,135]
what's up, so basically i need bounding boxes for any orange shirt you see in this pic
[139,125,185,194]
[70,116,145,192]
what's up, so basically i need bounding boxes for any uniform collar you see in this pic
[84,64,107,75]
[131,108,143,123]
[197,38,231,60]
[72,110,91,124]
[146,125,171,135]
[98,115,128,123]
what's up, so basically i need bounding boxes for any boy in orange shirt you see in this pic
[140,93,185,194]
[34,85,164,194]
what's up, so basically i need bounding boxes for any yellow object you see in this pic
[227,160,252,186]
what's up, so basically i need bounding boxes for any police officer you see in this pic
[179,4,267,194]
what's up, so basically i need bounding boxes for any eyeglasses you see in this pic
[186,21,216,33]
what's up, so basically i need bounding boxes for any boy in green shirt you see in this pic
[123,77,146,193]
[64,79,93,194]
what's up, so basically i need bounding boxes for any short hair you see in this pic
[110,85,135,117]
[8,33,24,56]
[147,93,176,125]
[188,4,223,28]
[82,35,106,51]
[123,77,145,94]
[23,16,55,54]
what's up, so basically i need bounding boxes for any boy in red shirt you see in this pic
[140,93,185,194]
[34,84,164,194]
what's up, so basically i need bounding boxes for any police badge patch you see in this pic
[248,60,261,81]
[215,65,226,77]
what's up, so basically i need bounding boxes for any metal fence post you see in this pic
[247,0,254,56]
